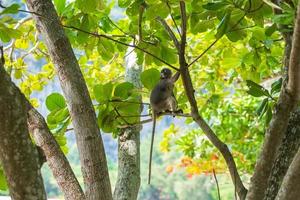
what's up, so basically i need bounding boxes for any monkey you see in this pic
[148,68,182,184]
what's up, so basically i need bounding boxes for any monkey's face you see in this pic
[160,68,172,79]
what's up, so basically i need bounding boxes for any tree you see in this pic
[1,0,300,200]
[0,49,46,199]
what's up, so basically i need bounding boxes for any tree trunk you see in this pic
[263,16,294,200]
[1,63,85,199]
[113,47,142,200]
[275,146,300,200]
[25,0,112,199]
[0,58,46,200]
[247,2,300,199]
[264,110,300,200]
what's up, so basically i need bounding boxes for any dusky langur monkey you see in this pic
[148,68,182,184]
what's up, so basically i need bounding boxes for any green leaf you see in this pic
[246,80,271,98]
[1,4,20,15]
[0,26,11,42]
[53,0,66,14]
[114,82,134,99]
[97,104,110,128]
[97,39,114,61]
[202,2,229,10]
[118,0,131,8]
[46,93,67,111]
[47,108,69,125]
[0,169,7,191]
[101,111,116,133]
[77,14,90,44]
[140,68,160,90]
[216,12,231,39]
[75,0,104,13]
[145,3,169,20]
[271,78,282,95]
[94,82,114,103]
[256,98,268,117]
[265,105,273,125]
[14,70,22,79]
[265,24,277,36]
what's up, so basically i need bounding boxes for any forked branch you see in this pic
[157,1,248,199]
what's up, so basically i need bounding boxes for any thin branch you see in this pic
[180,1,187,53]
[114,107,131,125]
[62,25,179,71]
[156,16,180,51]
[116,114,151,118]
[166,1,181,35]
[118,111,191,128]
[0,2,44,18]
[109,99,150,106]
[177,2,247,199]
[107,17,129,36]
[20,42,39,59]
[213,169,221,200]
[187,0,262,68]
[188,39,219,67]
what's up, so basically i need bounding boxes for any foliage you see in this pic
[0,0,296,197]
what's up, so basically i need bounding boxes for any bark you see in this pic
[264,9,294,199]
[275,147,300,200]
[27,108,85,200]
[247,3,300,200]
[0,58,46,200]
[113,47,142,200]
[264,110,300,200]
[25,0,112,199]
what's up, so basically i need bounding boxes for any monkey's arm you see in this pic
[171,71,180,83]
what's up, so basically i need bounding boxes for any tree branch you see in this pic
[246,2,300,200]
[25,0,113,199]
[0,49,84,199]
[213,169,221,200]
[275,146,300,200]
[27,107,85,200]
[177,2,247,199]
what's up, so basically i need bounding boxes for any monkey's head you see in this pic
[160,68,172,79]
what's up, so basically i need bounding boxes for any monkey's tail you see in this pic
[148,113,156,184]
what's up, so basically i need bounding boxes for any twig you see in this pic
[156,16,180,51]
[62,25,179,71]
[118,111,191,128]
[188,39,219,67]
[177,2,247,199]
[187,0,262,68]
[109,99,150,106]
[0,2,44,18]
[114,107,131,125]
[166,1,181,35]
[213,169,221,200]
[107,17,129,36]
[116,114,151,118]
